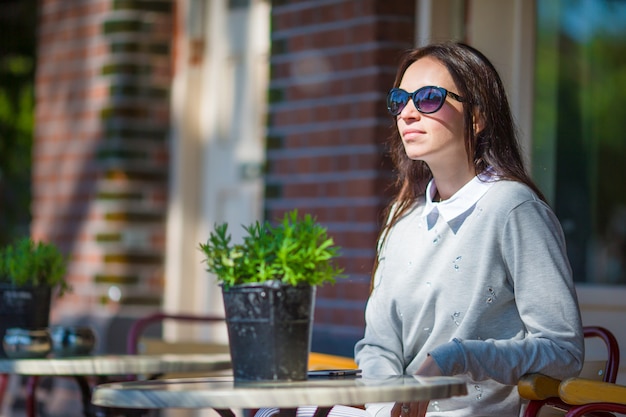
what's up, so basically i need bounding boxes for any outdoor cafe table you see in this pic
[0,353,232,417]
[92,374,468,417]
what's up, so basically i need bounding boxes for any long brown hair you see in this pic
[372,42,545,285]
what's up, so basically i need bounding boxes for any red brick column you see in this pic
[266,0,416,354]
[33,0,173,332]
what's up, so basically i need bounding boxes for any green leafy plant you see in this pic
[0,237,71,296]
[198,210,344,288]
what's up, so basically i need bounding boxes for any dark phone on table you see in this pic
[307,369,362,378]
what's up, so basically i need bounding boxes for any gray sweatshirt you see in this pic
[354,177,584,417]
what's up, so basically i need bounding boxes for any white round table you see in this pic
[0,353,232,417]
[92,375,468,417]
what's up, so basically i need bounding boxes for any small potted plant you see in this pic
[0,237,70,357]
[198,210,344,381]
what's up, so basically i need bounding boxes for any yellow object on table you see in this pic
[308,352,358,370]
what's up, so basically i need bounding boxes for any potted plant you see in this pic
[198,210,344,381]
[0,237,70,357]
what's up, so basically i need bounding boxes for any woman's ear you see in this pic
[473,110,485,135]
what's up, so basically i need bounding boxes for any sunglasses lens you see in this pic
[387,87,450,115]
[387,89,409,115]
[415,87,445,114]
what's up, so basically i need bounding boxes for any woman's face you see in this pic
[396,57,467,170]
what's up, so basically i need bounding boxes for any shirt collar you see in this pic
[423,169,497,225]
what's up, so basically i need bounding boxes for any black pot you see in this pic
[222,281,315,381]
[0,284,51,358]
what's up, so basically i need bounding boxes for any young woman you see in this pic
[353,42,584,417]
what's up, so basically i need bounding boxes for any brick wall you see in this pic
[266,0,416,355]
[33,0,173,341]
[32,0,416,356]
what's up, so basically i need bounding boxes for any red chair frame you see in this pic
[0,373,8,410]
[565,402,626,417]
[126,311,226,355]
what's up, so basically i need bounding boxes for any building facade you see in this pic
[35,0,626,379]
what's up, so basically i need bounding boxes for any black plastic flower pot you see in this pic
[222,281,315,381]
[0,284,51,358]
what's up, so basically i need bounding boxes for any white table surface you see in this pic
[92,375,468,410]
[0,353,232,376]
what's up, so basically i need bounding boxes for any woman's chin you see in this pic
[403,149,427,161]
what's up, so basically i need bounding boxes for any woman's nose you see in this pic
[399,99,420,119]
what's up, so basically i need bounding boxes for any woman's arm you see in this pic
[428,200,584,385]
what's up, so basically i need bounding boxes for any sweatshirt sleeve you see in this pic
[354,297,405,376]
[354,253,405,376]
[429,199,584,385]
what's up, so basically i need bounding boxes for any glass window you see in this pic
[534,0,626,284]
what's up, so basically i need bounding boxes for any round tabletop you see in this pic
[92,375,468,409]
[0,353,232,376]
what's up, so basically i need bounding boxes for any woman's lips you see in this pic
[402,129,425,140]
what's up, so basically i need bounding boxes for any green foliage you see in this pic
[0,237,71,296]
[0,0,37,246]
[198,210,344,288]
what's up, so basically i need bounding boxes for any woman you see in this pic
[353,42,584,417]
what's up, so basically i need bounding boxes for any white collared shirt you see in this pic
[423,169,497,226]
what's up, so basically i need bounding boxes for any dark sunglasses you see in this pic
[386,86,465,116]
